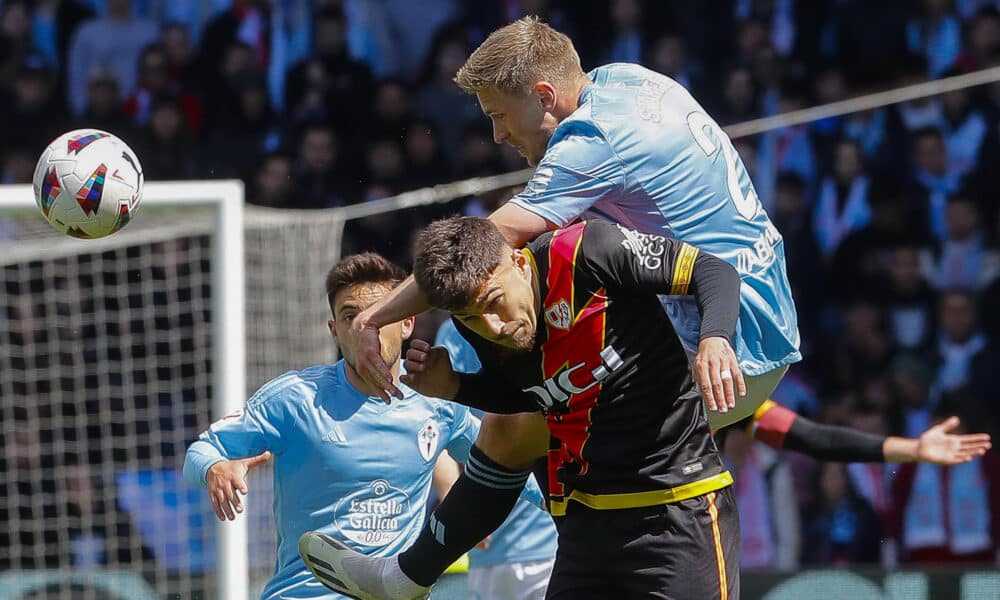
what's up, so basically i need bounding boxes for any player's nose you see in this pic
[483,313,505,337]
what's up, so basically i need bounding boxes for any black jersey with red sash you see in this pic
[454,220,733,515]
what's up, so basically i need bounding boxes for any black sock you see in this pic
[398,445,529,586]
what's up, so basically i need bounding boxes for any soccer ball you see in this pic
[33,129,144,239]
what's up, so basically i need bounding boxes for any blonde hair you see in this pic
[454,16,583,96]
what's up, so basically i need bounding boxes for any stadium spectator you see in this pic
[939,70,995,177]
[603,0,645,64]
[413,24,481,168]
[290,124,357,208]
[846,410,899,525]
[906,0,963,77]
[123,43,202,132]
[717,65,759,124]
[931,193,1000,289]
[955,6,1000,70]
[645,33,699,94]
[878,245,938,352]
[65,0,158,116]
[829,180,921,302]
[61,459,156,578]
[911,126,964,240]
[887,407,1000,565]
[251,152,295,208]
[933,289,988,395]
[29,0,95,71]
[76,69,135,138]
[725,429,802,570]
[283,7,374,137]
[132,95,197,180]
[802,462,882,565]
[1,0,36,74]
[771,172,825,345]
[160,22,199,91]
[813,139,872,258]
[403,119,452,190]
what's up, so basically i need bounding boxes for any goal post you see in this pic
[0,181,249,599]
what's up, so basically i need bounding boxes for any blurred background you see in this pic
[2,0,1000,598]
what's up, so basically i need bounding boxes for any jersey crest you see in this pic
[417,419,440,462]
[544,299,572,330]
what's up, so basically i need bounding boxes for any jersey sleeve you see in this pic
[442,404,480,464]
[508,124,624,227]
[579,220,741,343]
[182,385,290,488]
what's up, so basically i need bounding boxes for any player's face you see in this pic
[477,85,559,167]
[454,249,539,351]
[330,283,414,370]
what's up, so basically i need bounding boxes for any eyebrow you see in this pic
[475,285,501,309]
[336,302,360,315]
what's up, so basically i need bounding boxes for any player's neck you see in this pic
[344,359,398,398]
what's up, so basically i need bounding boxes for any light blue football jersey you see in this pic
[509,63,800,375]
[435,320,559,568]
[183,361,479,600]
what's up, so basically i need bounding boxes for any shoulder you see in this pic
[247,364,339,409]
[399,384,474,424]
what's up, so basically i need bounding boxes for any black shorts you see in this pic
[545,487,740,600]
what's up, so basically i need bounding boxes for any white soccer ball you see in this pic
[32,129,144,239]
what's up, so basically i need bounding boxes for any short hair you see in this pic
[325,253,406,314]
[413,217,508,311]
[454,16,583,96]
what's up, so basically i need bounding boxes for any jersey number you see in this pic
[686,112,759,220]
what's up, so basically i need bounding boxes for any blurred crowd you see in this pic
[3,0,1000,577]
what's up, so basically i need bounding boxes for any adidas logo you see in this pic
[322,426,347,444]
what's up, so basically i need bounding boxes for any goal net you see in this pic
[0,182,343,599]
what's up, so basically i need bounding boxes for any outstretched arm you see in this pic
[750,401,992,464]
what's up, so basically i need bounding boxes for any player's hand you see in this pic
[400,339,460,400]
[916,417,991,465]
[206,451,272,521]
[694,336,745,414]
[351,311,401,402]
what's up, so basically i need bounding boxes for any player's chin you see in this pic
[509,332,536,352]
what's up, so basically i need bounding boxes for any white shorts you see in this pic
[466,559,554,600]
[706,365,788,430]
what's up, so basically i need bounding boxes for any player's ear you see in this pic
[533,81,557,111]
[328,319,337,340]
[512,249,530,277]
[400,316,415,340]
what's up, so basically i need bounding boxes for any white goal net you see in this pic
[0,182,344,599]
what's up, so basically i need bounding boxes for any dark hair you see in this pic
[325,253,406,314]
[413,216,508,311]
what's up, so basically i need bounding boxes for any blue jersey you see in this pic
[509,63,800,375]
[435,320,559,568]
[183,361,479,599]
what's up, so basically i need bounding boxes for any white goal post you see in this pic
[0,181,249,599]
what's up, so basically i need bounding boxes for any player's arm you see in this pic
[183,398,284,521]
[750,401,992,464]
[581,220,744,410]
[401,339,539,414]
[350,275,432,401]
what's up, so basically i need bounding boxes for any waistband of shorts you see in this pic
[549,470,733,517]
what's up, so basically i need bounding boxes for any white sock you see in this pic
[380,555,430,599]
